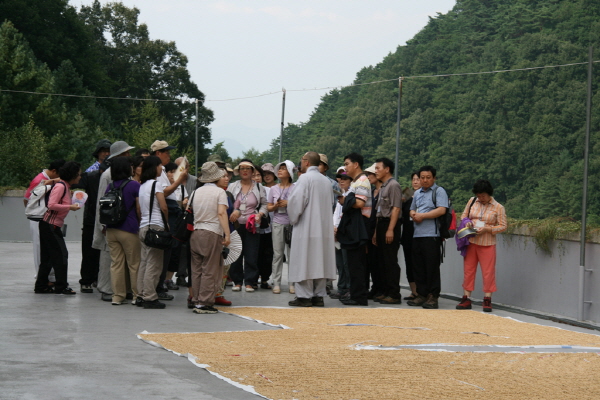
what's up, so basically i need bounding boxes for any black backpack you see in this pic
[99,180,132,225]
[432,186,456,239]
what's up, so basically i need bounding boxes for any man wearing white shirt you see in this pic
[150,140,188,298]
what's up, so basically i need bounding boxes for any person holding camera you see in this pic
[189,162,231,314]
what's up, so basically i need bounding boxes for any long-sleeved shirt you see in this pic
[43,181,72,227]
[460,197,507,246]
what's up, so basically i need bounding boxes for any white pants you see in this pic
[294,278,328,299]
[30,220,55,282]
[271,222,291,286]
[96,249,112,294]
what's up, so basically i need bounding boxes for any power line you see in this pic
[1,60,598,103]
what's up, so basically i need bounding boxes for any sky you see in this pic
[77,0,456,158]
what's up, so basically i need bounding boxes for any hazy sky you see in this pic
[77,0,456,157]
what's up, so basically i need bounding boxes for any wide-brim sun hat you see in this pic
[92,139,112,157]
[199,162,226,183]
[233,161,255,176]
[261,163,276,176]
[365,163,377,174]
[107,141,135,159]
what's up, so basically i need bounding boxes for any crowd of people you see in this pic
[25,140,507,313]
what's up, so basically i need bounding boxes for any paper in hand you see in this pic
[72,190,88,208]
[173,156,188,182]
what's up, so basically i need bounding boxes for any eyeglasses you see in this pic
[239,167,253,171]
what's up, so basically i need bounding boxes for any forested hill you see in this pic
[263,0,600,221]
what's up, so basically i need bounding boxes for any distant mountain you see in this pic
[263,0,600,221]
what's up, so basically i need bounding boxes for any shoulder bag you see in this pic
[172,189,196,243]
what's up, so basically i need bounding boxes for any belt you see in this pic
[377,217,391,220]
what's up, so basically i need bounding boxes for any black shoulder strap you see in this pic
[148,181,169,232]
[467,197,476,219]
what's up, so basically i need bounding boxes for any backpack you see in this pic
[99,179,132,225]
[25,182,67,221]
[432,186,456,239]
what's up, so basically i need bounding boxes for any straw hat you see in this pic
[199,162,226,183]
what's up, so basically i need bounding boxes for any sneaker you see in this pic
[288,297,312,307]
[245,285,255,292]
[272,286,281,294]
[373,294,386,303]
[232,285,242,292]
[57,287,76,295]
[329,290,346,299]
[289,286,295,294]
[214,296,232,306]
[101,293,112,302]
[193,305,218,314]
[226,278,234,286]
[135,297,144,307]
[34,286,54,294]
[166,279,179,290]
[338,292,351,302]
[157,292,174,301]
[380,296,401,305]
[407,295,427,307]
[456,295,472,310]
[341,299,368,306]
[80,284,93,293]
[187,296,194,309]
[483,296,492,312]
[112,300,122,305]
[311,296,325,307]
[143,299,166,309]
[422,294,439,309]
[176,276,187,287]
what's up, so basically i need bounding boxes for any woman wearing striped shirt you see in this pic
[456,180,507,312]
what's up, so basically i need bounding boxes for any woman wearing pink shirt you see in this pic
[34,162,82,295]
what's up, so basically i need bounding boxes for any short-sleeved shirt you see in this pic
[410,184,448,238]
[349,173,372,219]
[86,161,101,173]
[376,177,402,219]
[191,183,229,235]
[139,179,165,229]
[105,179,140,234]
[157,167,178,201]
[268,183,295,225]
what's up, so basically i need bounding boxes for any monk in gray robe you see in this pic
[287,151,337,307]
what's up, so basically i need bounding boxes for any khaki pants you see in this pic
[107,228,140,302]
[216,264,231,297]
[190,229,224,306]
[138,225,164,301]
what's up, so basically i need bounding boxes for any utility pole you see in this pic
[394,77,403,181]
[279,89,286,163]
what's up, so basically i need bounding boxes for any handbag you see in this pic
[257,184,271,229]
[284,224,293,245]
[172,189,196,243]
[143,181,173,250]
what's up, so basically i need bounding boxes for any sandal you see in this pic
[403,293,418,300]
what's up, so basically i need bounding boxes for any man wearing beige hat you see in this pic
[151,140,188,298]
[318,154,341,210]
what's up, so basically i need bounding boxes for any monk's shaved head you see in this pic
[305,151,320,167]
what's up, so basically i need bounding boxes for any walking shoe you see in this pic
[289,286,295,294]
[193,305,218,314]
[80,284,93,293]
[101,293,112,301]
[143,300,166,309]
[483,297,493,312]
[187,296,194,309]
[341,299,368,306]
[165,279,179,290]
[311,296,325,307]
[339,292,351,302]
[329,290,346,299]
[373,294,386,303]
[157,292,174,301]
[380,296,401,305]
[422,294,439,309]
[112,300,122,305]
[407,295,427,307]
[214,296,232,306]
[456,295,472,310]
[34,286,54,294]
[245,285,255,292]
[272,286,281,294]
[57,287,76,295]
[288,297,312,307]
[260,282,272,289]
[176,276,187,287]
[225,278,234,286]
[404,293,418,300]
[135,297,144,307]
[232,285,242,292]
